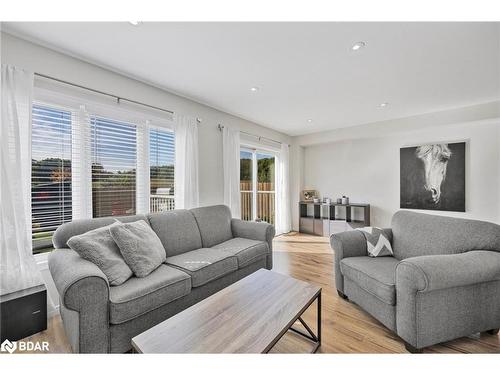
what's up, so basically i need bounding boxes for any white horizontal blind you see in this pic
[149,126,175,212]
[31,104,72,253]
[31,80,175,253]
[90,115,137,218]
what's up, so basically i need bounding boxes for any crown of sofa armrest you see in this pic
[396,250,500,293]
[231,218,275,269]
[395,250,500,349]
[48,248,110,353]
[48,248,110,310]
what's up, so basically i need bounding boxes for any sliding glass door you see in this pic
[240,148,275,224]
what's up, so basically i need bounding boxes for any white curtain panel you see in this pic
[222,126,241,218]
[174,115,199,209]
[276,143,292,235]
[0,65,43,294]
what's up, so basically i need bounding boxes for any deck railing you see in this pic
[240,181,275,224]
[150,194,175,212]
[150,190,274,224]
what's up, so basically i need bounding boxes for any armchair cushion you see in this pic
[166,248,238,287]
[396,250,500,293]
[109,265,191,324]
[340,256,399,305]
[212,237,269,268]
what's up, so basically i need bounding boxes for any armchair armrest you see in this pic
[48,248,110,353]
[231,219,275,269]
[330,228,392,295]
[396,250,500,349]
[396,250,500,293]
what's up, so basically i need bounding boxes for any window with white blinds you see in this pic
[90,116,137,218]
[30,82,175,254]
[149,127,175,212]
[31,104,72,254]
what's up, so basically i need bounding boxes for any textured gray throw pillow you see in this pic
[357,227,393,257]
[109,220,167,278]
[67,223,133,285]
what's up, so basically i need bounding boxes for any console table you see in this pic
[299,201,370,237]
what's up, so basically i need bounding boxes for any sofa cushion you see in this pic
[190,205,233,248]
[391,210,500,260]
[340,256,399,305]
[356,227,393,257]
[212,237,268,268]
[109,265,191,324]
[53,214,148,249]
[110,220,166,277]
[147,210,203,257]
[67,222,133,286]
[165,248,238,287]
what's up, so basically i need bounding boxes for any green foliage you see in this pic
[240,157,274,182]
[257,158,275,182]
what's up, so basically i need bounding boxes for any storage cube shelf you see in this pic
[298,201,370,237]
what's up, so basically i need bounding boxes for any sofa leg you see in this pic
[485,328,499,335]
[337,290,348,300]
[404,342,423,354]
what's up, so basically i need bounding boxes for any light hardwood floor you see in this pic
[20,232,500,353]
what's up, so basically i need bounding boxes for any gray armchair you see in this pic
[331,211,500,352]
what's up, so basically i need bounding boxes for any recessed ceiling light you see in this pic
[379,102,389,107]
[128,21,142,26]
[352,41,366,51]
[250,87,259,92]
[307,119,313,123]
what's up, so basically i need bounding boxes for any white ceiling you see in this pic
[4,22,500,136]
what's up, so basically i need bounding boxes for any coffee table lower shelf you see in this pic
[265,290,321,353]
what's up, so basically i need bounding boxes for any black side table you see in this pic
[1,284,47,341]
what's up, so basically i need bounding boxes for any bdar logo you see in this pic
[1,339,17,354]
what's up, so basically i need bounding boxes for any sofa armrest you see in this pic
[396,250,500,293]
[330,230,367,294]
[231,219,275,269]
[48,248,110,353]
[396,250,500,349]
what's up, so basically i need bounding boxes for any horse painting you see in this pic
[400,142,465,212]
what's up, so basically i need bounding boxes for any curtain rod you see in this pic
[217,124,288,147]
[34,72,202,123]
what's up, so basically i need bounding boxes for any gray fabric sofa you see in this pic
[331,210,500,353]
[48,205,275,353]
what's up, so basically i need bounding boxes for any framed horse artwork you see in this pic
[400,141,466,212]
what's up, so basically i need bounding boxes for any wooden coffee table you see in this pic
[131,269,321,353]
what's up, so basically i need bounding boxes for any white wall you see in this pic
[0,32,292,206]
[1,32,291,316]
[295,116,500,228]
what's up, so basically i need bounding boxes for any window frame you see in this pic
[30,84,175,254]
[31,102,74,254]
